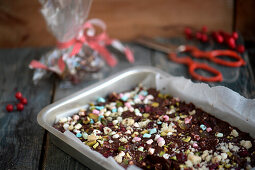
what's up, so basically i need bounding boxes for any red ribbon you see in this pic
[30,19,134,74]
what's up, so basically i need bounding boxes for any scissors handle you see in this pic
[169,53,223,82]
[184,46,246,67]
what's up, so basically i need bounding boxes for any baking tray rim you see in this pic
[37,66,170,143]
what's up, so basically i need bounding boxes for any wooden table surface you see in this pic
[0,38,255,170]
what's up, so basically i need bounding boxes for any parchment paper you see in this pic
[59,73,255,169]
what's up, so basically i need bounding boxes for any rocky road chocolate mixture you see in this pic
[54,85,255,169]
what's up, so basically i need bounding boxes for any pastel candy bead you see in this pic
[76,133,82,138]
[97,97,106,103]
[93,109,100,114]
[163,115,169,121]
[143,133,151,138]
[149,128,157,134]
[200,124,207,131]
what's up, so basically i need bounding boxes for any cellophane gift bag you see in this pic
[30,0,134,85]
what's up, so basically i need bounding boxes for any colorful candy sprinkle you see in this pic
[112,108,117,113]
[95,106,104,110]
[143,133,151,138]
[216,132,223,137]
[97,97,106,103]
[90,119,94,124]
[157,121,162,125]
[184,116,192,124]
[93,109,100,114]
[163,115,169,121]
[200,124,207,131]
[121,96,128,101]
[98,115,104,122]
[76,133,82,138]
[206,127,212,132]
[139,90,148,96]
[149,128,157,134]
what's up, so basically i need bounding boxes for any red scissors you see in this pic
[169,45,245,82]
[136,37,245,82]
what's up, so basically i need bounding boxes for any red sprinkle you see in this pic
[6,104,14,112]
[237,45,245,53]
[15,92,23,100]
[16,103,24,111]
[232,32,239,40]
[21,98,28,105]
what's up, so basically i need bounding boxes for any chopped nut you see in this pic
[112,119,118,125]
[125,130,131,134]
[119,137,128,143]
[59,117,67,123]
[240,140,252,150]
[146,139,153,145]
[114,151,125,163]
[185,160,193,168]
[121,118,135,126]
[103,127,112,135]
[230,129,239,137]
[212,155,222,163]
[188,153,201,165]
[221,153,228,160]
[189,110,196,115]
[87,134,98,142]
[113,134,120,139]
[148,148,155,155]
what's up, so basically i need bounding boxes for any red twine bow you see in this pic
[29,18,134,74]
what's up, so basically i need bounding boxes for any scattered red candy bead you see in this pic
[184,27,192,39]
[196,32,202,40]
[201,34,208,42]
[184,27,192,35]
[16,103,24,111]
[202,26,208,33]
[232,32,239,40]
[15,92,23,100]
[21,98,28,105]
[215,34,224,43]
[237,45,245,53]
[228,37,236,49]
[6,104,14,112]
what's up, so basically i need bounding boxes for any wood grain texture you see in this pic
[0,0,56,48]
[235,0,255,41]
[89,0,234,41]
[0,0,233,48]
[0,48,54,169]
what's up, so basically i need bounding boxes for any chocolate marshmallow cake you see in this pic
[53,85,255,169]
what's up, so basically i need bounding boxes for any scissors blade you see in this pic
[135,37,176,54]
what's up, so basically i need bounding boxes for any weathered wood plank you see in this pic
[43,44,153,170]
[90,0,234,41]
[235,0,255,42]
[0,48,54,169]
[0,0,234,47]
